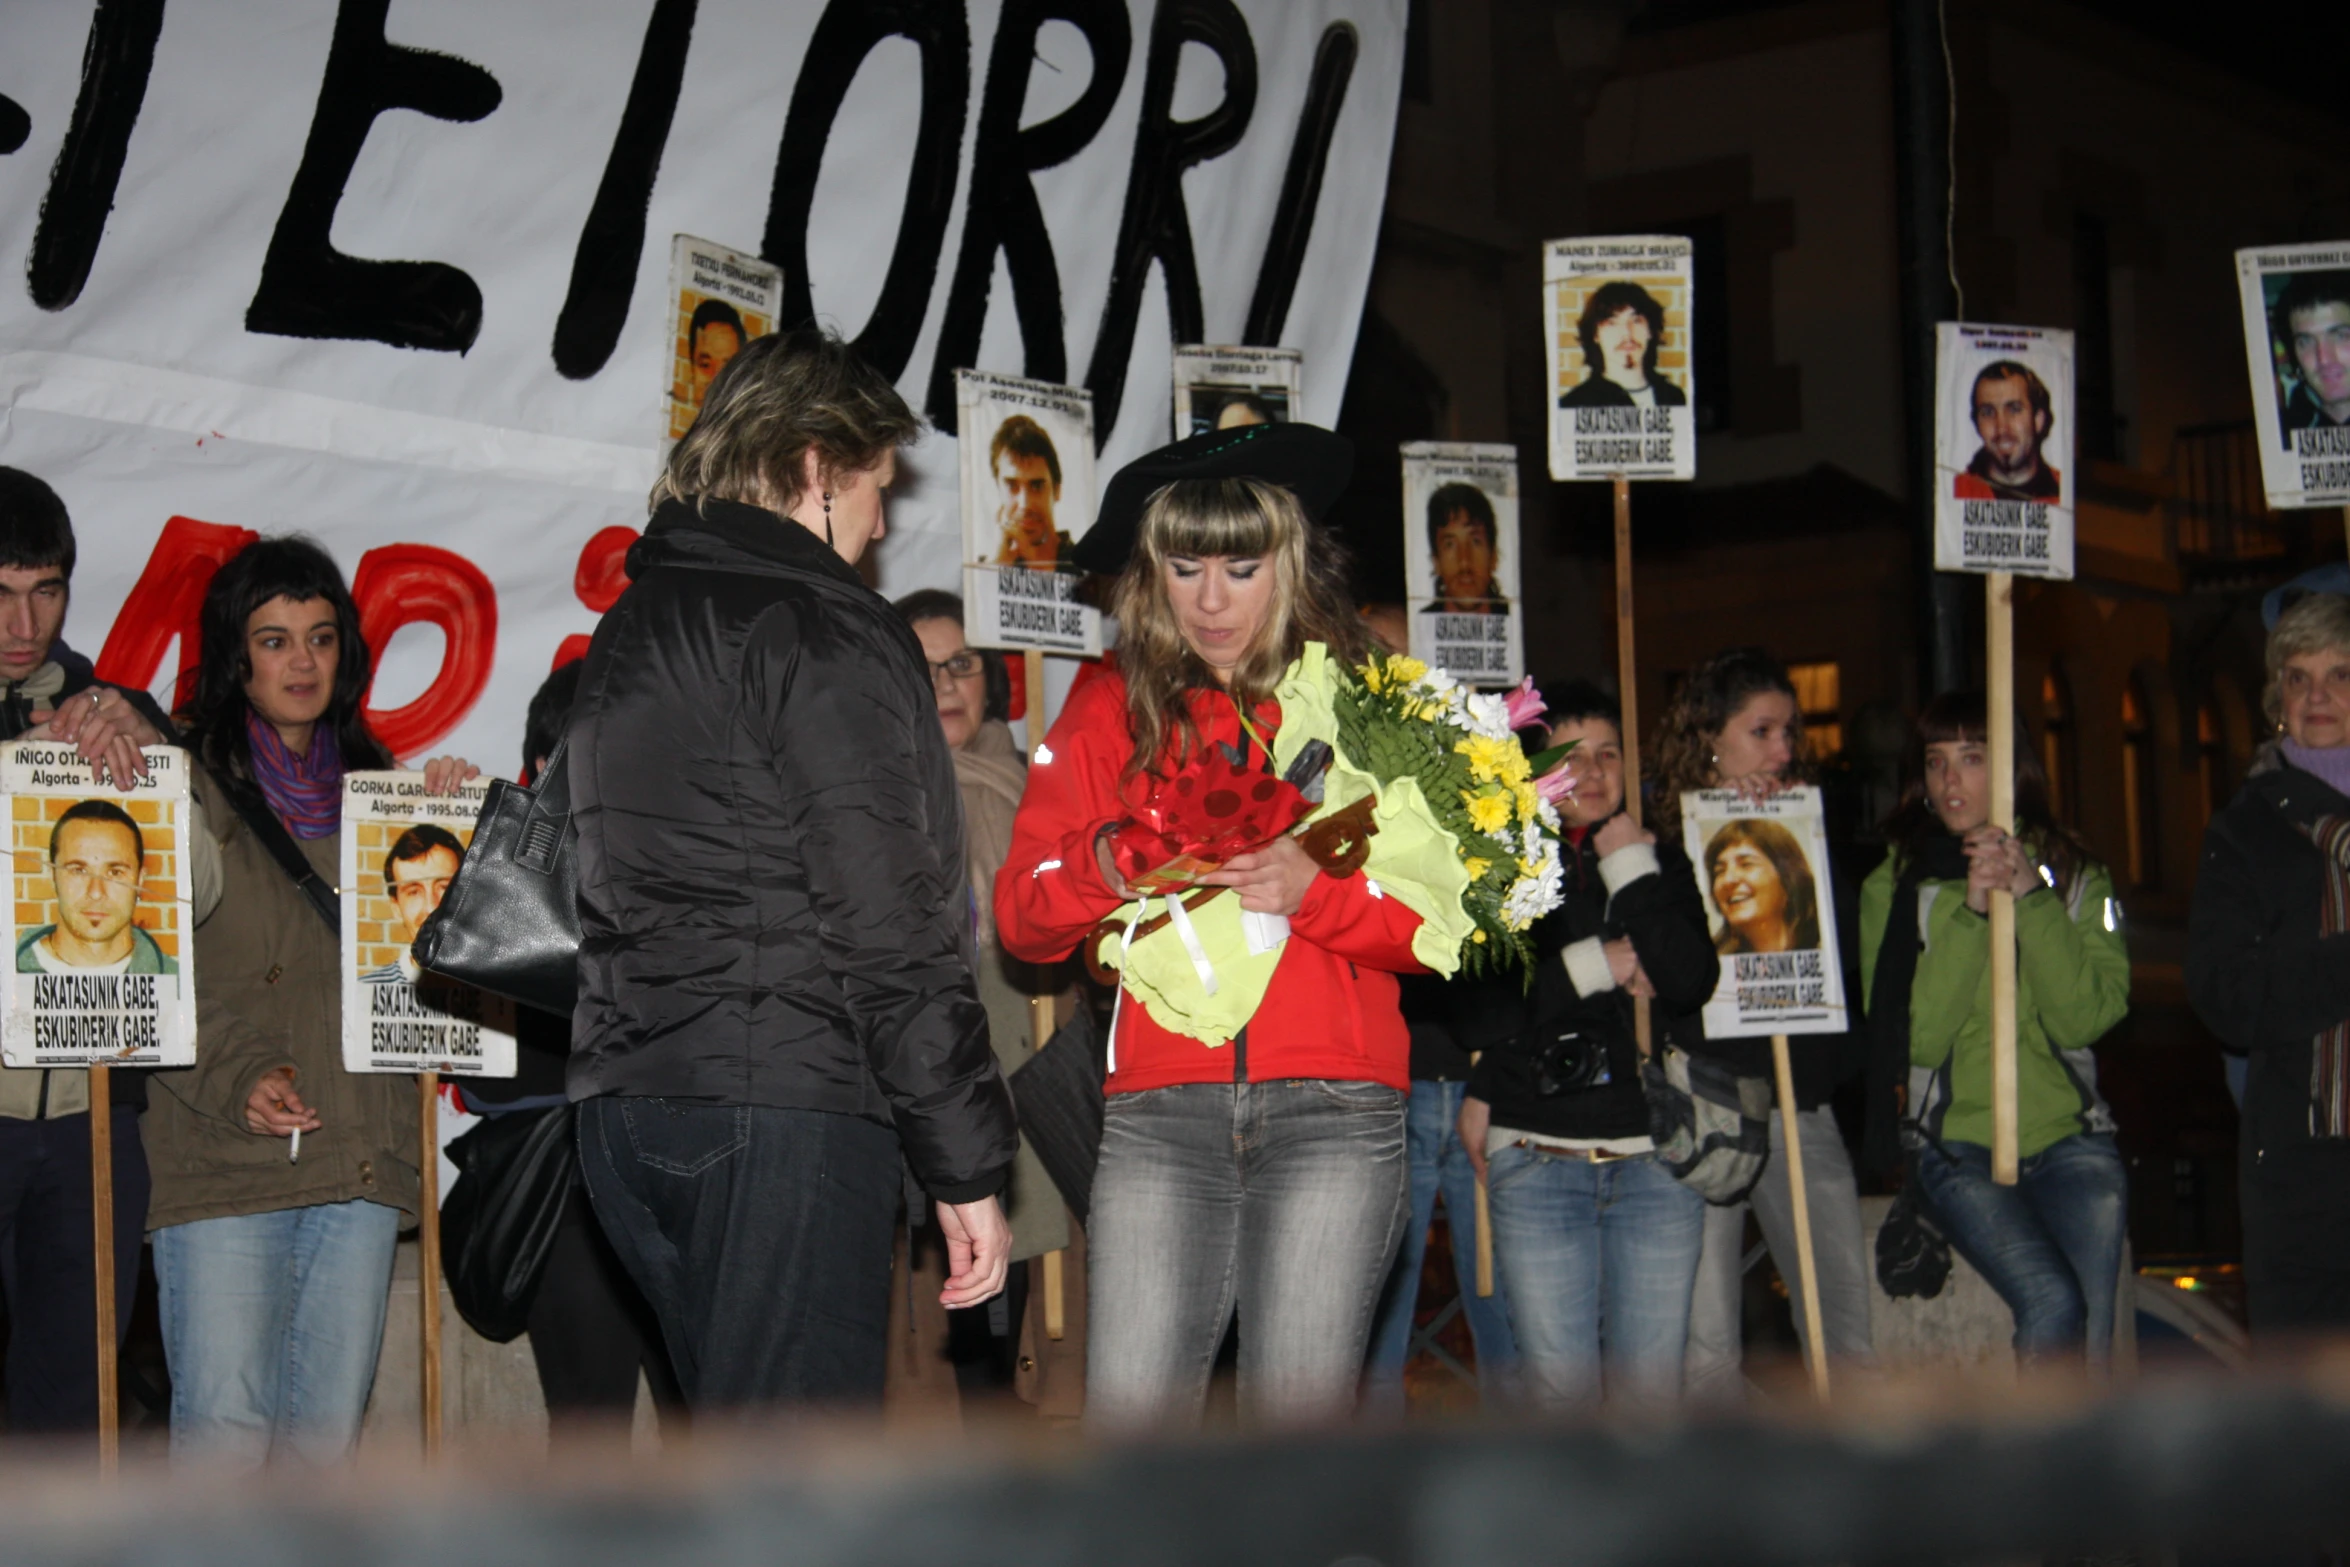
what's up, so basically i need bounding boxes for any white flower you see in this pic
[1500,856,1565,929]
[1461,690,1512,741]
[1534,795,1561,833]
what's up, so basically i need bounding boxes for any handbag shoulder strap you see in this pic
[217,776,340,936]
[514,739,573,873]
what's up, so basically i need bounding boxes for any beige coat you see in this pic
[140,763,419,1232]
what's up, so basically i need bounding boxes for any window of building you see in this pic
[2074,213,2121,464]
[2122,680,2157,888]
[2041,671,2076,825]
[1661,212,1733,435]
[1788,661,1841,759]
[2197,699,2226,828]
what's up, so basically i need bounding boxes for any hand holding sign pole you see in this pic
[1934,322,2078,1186]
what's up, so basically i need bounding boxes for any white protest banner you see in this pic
[1679,786,1846,1040]
[0,2,1404,760]
[1,744,194,1068]
[1402,441,1522,686]
[340,773,515,1078]
[1933,323,2076,580]
[957,369,1100,656]
[1171,344,1304,439]
[666,236,783,444]
[2235,244,2350,510]
[1544,236,1696,482]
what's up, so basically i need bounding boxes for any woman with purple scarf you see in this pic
[141,537,476,1467]
[2192,591,2350,1339]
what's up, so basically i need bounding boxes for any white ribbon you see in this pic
[1104,896,1151,1076]
[1161,892,1220,998]
[1239,910,1291,956]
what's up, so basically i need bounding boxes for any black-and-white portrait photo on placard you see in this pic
[1933,323,2076,580]
[1171,346,1303,440]
[1679,786,1847,1039]
[2235,242,2350,509]
[1544,236,1696,482]
[955,369,1100,656]
[1402,442,1524,686]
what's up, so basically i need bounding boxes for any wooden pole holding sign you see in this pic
[418,1071,442,1457]
[1022,649,1066,1341]
[1770,1037,1830,1400]
[1987,573,2020,1185]
[89,1062,118,1474]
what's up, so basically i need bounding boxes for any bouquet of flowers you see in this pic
[1275,648,1574,980]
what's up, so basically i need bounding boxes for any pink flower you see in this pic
[1536,762,1578,805]
[1504,677,1547,731]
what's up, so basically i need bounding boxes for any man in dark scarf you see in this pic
[0,466,177,1443]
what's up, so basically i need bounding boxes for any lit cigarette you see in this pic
[288,1125,302,1164]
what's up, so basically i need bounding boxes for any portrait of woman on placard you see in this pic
[1703,817,1821,955]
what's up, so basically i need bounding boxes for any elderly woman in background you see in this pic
[890,589,1078,1412]
[144,537,476,1467]
[2191,592,2350,1337]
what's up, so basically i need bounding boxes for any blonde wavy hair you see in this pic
[1109,478,1369,779]
[650,329,920,515]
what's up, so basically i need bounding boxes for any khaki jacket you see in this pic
[140,763,419,1232]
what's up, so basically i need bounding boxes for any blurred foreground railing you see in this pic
[5,1366,2350,1566]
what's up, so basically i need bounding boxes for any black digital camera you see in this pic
[1528,1026,1613,1096]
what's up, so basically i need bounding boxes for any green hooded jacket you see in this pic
[1859,853,2129,1159]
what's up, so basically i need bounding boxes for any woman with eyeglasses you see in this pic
[890,590,1078,1412]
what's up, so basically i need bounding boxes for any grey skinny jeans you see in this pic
[1086,1079,1408,1431]
[1684,1104,1877,1401]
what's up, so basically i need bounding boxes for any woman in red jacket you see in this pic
[996,425,1424,1429]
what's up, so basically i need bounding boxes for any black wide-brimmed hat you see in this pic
[1070,421,1353,575]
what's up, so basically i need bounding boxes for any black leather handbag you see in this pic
[439,1103,578,1343]
[413,739,579,1016]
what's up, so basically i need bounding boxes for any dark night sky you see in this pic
[1626,0,2350,127]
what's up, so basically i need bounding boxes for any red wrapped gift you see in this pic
[1109,750,1315,895]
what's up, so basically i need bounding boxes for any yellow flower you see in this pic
[1362,663,1384,694]
[1455,734,1514,784]
[1514,782,1541,825]
[1387,654,1427,684]
[1463,789,1513,834]
[1472,929,1488,944]
[1462,856,1491,880]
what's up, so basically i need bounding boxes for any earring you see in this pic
[823,490,834,548]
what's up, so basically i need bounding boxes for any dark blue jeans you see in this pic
[579,1098,902,1411]
[1364,1079,1516,1410]
[1913,1130,2128,1369]
[0,1106,147,1436]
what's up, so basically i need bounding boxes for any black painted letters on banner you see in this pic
[923,0,1132,431]
[765,0,969,382]
[245,0,503,354]
[1083,0,1257,440]
[552,0,701,381]
[26,0,165,312]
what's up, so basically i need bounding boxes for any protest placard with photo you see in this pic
[1678,786,1846,1039]
[1543,236,1697,482]
[340,774,516,1078]
[1933,323,2076,579]
[1,743,194,1069]
[666,235,784,443]
[1402,441,1524,686]
[1171,345,1303,439]
[2235,243,2350,509]
[955,369,1101,655]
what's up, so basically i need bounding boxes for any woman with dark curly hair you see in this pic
[1648,646,1875,1400]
